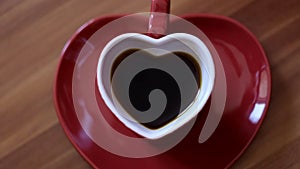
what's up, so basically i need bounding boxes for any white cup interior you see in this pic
[97,33,215,139]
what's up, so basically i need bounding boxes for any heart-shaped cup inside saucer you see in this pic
[97,33,215,139]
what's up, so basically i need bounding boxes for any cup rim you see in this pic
[97,33,215,139]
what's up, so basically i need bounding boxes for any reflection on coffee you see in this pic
[111,49,201,129]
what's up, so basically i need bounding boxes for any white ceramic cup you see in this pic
[97,33,215,139]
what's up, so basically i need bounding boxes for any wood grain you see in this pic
[0,0,299,168]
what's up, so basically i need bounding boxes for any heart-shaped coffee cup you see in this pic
[97,33,215,139]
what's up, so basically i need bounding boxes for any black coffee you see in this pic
[111,49,201,129]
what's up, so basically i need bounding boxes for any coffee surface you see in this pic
[111,49,201,129]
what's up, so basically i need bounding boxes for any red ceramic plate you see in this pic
[54,14,271,169]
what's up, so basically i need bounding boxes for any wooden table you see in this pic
[1,0,299,168]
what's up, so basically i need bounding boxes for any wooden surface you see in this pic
[1,0,300,168]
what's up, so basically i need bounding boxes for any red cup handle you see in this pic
[148,0,170,38]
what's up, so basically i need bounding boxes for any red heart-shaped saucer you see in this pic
[54,14,271,169]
